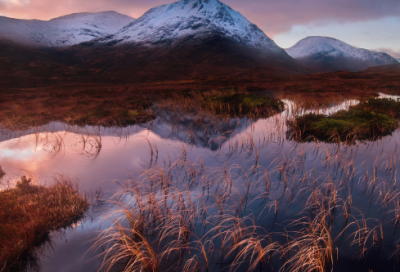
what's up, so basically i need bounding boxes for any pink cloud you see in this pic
[228,0,400,37]
[0,0,399,38]
[375,48,400,58]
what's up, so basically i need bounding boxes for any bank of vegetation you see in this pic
[161,88,284,118]
[288,98,400,142]
[0,176,88,271]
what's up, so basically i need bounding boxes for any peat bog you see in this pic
[1,77,400,272]
[288,98,400,142]
[1,0,400,270]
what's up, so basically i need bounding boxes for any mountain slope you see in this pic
[82,0,307,78]
[97,0,281,52]
[0,11,134,47]
[0,0,309,86]
[286,36,399,72]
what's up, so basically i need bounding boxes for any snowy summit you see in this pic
[286,36,398,72]
[0,11,134,47]
[99,0,282,52]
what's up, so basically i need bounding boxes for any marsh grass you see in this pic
[204,93,284,118]
[4,90,400,271]
[288,109,398,142]
[161,88,284,119]
[0,166,5,180]
[0,176,88,271]
[357,98,400,119]
[91,129,400,272]
[0,87,154,130]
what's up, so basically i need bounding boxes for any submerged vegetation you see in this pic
[288,98,400,142]
[0,176,88,271]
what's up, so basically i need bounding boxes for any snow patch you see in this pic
[285,36,398,65]
[100,0,282,52]
[0,11,134,47]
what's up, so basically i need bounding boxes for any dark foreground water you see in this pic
[1,95,400,272]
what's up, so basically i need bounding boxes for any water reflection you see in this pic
[282,98,360,116]
[150,104,255,150]
[378,92,400,101]
[0,96,400,272]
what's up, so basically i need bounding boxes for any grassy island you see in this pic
[204,93,284,117]
[0,176,88,271]
[288,98,400,142]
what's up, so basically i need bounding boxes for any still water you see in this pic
[1,96,400,272]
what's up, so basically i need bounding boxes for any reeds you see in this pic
[157,88,284,122]
[0,175,88,271]
[92,126,400,271]
[287,98,400,143]
[4,89,400,271]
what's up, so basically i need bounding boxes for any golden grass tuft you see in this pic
[0,176,88,271]
[0,166,5,180]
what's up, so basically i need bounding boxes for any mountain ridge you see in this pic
[67,0,307,80]
[96,0,282,53]
[285,36,398,72]
[2,1,398,85]
[0,11,134,47]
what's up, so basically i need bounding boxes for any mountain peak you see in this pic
[179,0,221,3]
[285,36,399,72]
[177,0,222,6]
[50,11,131,21]
[286,36,396,61]
[99,0,282,52]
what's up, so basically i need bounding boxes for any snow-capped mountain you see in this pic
[97,0,283,53]
[286,36,399,72]
[0,0,307,84]
[0,11,134,47]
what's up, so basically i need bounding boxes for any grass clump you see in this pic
[0,166,5,180]
[205,93,284,117]
[73,100,154,127]
[288,109,398,142]
[0,176,88,271]
[159,88,284,119]
[358,98,400,119]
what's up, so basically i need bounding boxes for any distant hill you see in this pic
[285,36,398,72]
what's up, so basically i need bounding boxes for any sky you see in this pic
[0,0,399,56]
